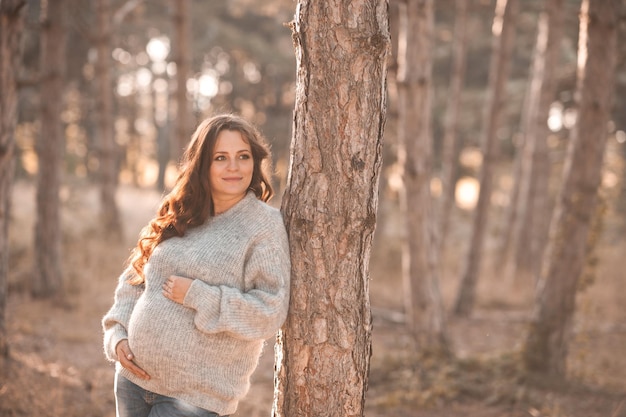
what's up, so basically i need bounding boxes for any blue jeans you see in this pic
[115,374,224,417]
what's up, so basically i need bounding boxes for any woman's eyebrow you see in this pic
[213,149,251,154]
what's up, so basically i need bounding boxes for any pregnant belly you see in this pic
[126,295,197,379]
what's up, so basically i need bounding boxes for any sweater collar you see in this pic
[212,191,257,220]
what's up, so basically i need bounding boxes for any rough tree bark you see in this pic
[0,0,26,362]
[523,0,619,376]
[453,0,517,316]
[96,0,123,239]
[33,0,66,297]
[272,1,389,416]
[397,0,448,351]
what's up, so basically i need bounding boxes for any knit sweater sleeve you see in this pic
[183,224,290,341]
[102,267,144,362]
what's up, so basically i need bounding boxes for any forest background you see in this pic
[1,0,626,416]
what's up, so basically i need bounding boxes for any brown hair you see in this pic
[127,114,274,284]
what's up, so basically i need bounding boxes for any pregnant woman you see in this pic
[102,114,291,417]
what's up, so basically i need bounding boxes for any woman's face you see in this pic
[209,129,254,206]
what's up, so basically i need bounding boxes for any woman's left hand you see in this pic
[162,275,193,304]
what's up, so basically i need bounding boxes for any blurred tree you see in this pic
[170,0,192,159]
[453,0,518,316]
[621,142,626,214]
[32,0,66,298]
[397,0,448,352]
[95,0,123,239]
[523,0,619,377]
[145,34,172,191]
[617,13,626,216]
[512,0,564,283]
[438,0,468,258]
[498,0,546,275]
[273,1,389,416]
[0,0,26,362]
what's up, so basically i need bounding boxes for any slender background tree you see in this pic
[170,0,192,159]
[95,0,123,239]
[32,0,66,297]
[438,0,468,257]
[523,0,619,377]
[397,0,448,352]
[454,0,518,316]
[0,0,26,364]
[513,0,565,283]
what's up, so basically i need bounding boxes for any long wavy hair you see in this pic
[127,114,275,284]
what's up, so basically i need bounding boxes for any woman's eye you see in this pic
[214,155,226,161]
[239,154,251,160]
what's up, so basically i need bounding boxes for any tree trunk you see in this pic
[509,14,547,279]
[517,0,564,283]
[620,140,626,214]
[502,0,564,285]
[155,113,170,191]
[453,0,517,316]
[272,1,389,416]
[496,11,545,276]
[0,0,26,362]
[33,0,66,297]
[523,0,619,376]
[96,0,122,239]
[171,0,191,159]
[397,0,448,352]
[439,0,468,257]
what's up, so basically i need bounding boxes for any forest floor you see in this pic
[2,181,625,417]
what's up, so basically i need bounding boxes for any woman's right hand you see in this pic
[116,339,150,380]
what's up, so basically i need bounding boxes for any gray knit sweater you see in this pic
[102,192,290,415]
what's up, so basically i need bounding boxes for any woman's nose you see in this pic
[227,158,238,170]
